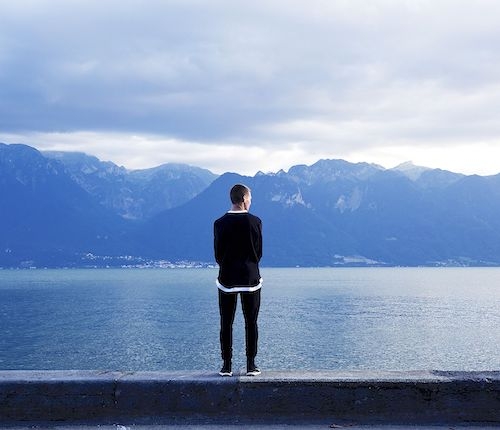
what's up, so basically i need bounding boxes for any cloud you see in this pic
[2,0,500,175]
[0,130,315,176]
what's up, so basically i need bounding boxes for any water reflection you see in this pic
[0,267,499,371]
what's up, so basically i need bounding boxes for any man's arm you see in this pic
[214,221,223,265]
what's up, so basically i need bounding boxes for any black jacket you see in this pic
[214,211,262,289]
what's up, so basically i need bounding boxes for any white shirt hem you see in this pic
[216,278,263,293]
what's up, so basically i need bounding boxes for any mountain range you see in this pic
[2,142,500,268]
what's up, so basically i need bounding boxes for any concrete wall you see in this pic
[0,370,499,424]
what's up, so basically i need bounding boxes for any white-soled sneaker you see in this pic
[246,359,261,376]
[219,361,232,377]
[246,367,261,376]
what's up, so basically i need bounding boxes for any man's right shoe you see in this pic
[219,361,232,377]
[246,358,261,376]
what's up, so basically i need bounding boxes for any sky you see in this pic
[1,0,500,176]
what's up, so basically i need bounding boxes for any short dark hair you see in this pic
[230,184,250,204]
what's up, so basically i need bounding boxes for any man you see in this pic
[214,183,263,376]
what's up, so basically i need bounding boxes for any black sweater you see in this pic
[214,211,262,291]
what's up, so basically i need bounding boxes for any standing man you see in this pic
[214,183,263,376]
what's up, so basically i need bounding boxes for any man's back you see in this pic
[214,211,262,288]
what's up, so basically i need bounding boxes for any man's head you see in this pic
[230,184,252,210]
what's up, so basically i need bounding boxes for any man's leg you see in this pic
[241,289,261,374]
[218,290,237,370]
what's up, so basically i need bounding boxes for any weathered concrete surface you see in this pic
[0,370,499,425]
[1,425,499,430]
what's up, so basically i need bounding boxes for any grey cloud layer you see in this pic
[2,0,500,152]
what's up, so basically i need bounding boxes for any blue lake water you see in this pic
[0,267,499,372]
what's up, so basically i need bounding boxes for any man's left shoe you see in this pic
[219,359,232,377]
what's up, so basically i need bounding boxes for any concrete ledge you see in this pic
[0,370,499,424]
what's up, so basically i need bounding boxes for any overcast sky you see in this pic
[1,0,500,175]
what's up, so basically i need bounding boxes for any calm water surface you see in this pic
[0,267,499,371]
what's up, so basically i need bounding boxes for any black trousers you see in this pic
[218,289,261,361]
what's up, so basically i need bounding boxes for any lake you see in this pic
[0,267,499,372]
